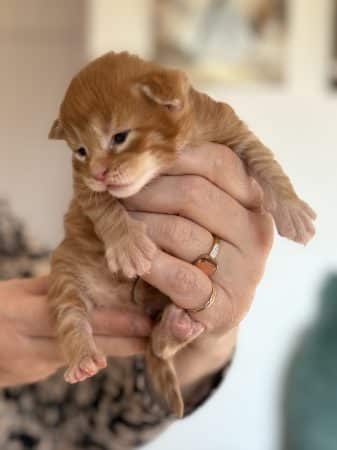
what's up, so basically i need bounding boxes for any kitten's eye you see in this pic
[74,147,87,160]
[113,131,129,145]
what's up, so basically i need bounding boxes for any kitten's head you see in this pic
[49,52,190,198]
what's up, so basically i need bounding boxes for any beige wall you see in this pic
[87,0,153,58]
[0,0,154,247]
[0,0,89,246]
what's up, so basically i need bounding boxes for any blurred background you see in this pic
[0,1,336,449]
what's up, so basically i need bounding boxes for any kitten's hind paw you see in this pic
[273,198,317,245]
[152,305,205,360]
[64,352,107,384]
[106,222,157,278]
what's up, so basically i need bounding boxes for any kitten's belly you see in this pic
[77,260,134,309]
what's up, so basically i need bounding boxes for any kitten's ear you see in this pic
[48,119,65,140]
[135,69,189,111]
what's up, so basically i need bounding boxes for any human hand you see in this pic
[124,143,274,387]
[0,276,151,388]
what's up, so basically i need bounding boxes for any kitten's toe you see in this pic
[273,198,316,245]
[79,354,107,376]
[116,231,156,278]
[105,222,157,278]
[129,246,154,276]
[135,227,157,261]
[106,248,119,274]
[64,366,89,384]
[124,225,157,275]
[64,352,107,384]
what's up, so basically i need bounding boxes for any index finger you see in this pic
[21,276,50,296]
[167,144,263,210]
[19,296,152,339]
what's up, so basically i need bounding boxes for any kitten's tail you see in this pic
[145,346,184,418]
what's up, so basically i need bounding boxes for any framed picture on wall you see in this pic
[153,0,287,85]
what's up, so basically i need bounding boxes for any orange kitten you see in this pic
[48,51,316,417]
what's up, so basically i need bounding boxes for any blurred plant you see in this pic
[283,274,337,450]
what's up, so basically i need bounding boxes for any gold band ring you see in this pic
[189,284,217,313]
[189,236,220,312]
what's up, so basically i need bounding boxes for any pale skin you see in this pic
[0,143,273,392]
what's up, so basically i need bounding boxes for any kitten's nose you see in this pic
[92,167,109,182]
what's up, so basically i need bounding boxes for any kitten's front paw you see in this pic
[273,198,317,245]
[64,351,107,384]
[106,223,157,278]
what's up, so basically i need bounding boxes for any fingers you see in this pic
[143,247,254,335]
[97,337,146,357]
[140,210,270,301]
[92,308,152,337]
[166,144,263,209]
[142,251,235,334]
[131,209,273,262]
[125,175,256,249]
[28,336,63,364]
[141,249,238,332]
[21,275,50,296]
[130,212,213,263]
[142,250,212,310]
[138,215,273,335]
[189,283,236,335]
[29,336,146,365]
[5,334,146,387]
[21,299,152,339]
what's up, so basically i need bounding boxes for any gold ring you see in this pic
[194,236,221,277]
[189,285,217,313]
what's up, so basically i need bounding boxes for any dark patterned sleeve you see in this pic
[0,200,232,450]
[0,200,49,281]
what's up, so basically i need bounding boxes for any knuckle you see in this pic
[165,217,194,247]
[210,146,241,178]
[210,149,227,179]
[205,182,222,205]
[174,266,200,296]
[208,284,256,336]
[179,176,204,209]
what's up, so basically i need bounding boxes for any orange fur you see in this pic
[48,51,316,416]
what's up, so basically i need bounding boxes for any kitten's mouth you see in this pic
[106,180,138,198]
[107,182,132,190]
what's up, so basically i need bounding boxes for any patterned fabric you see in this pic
[0,200,229,450]
[0,200,50,281]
